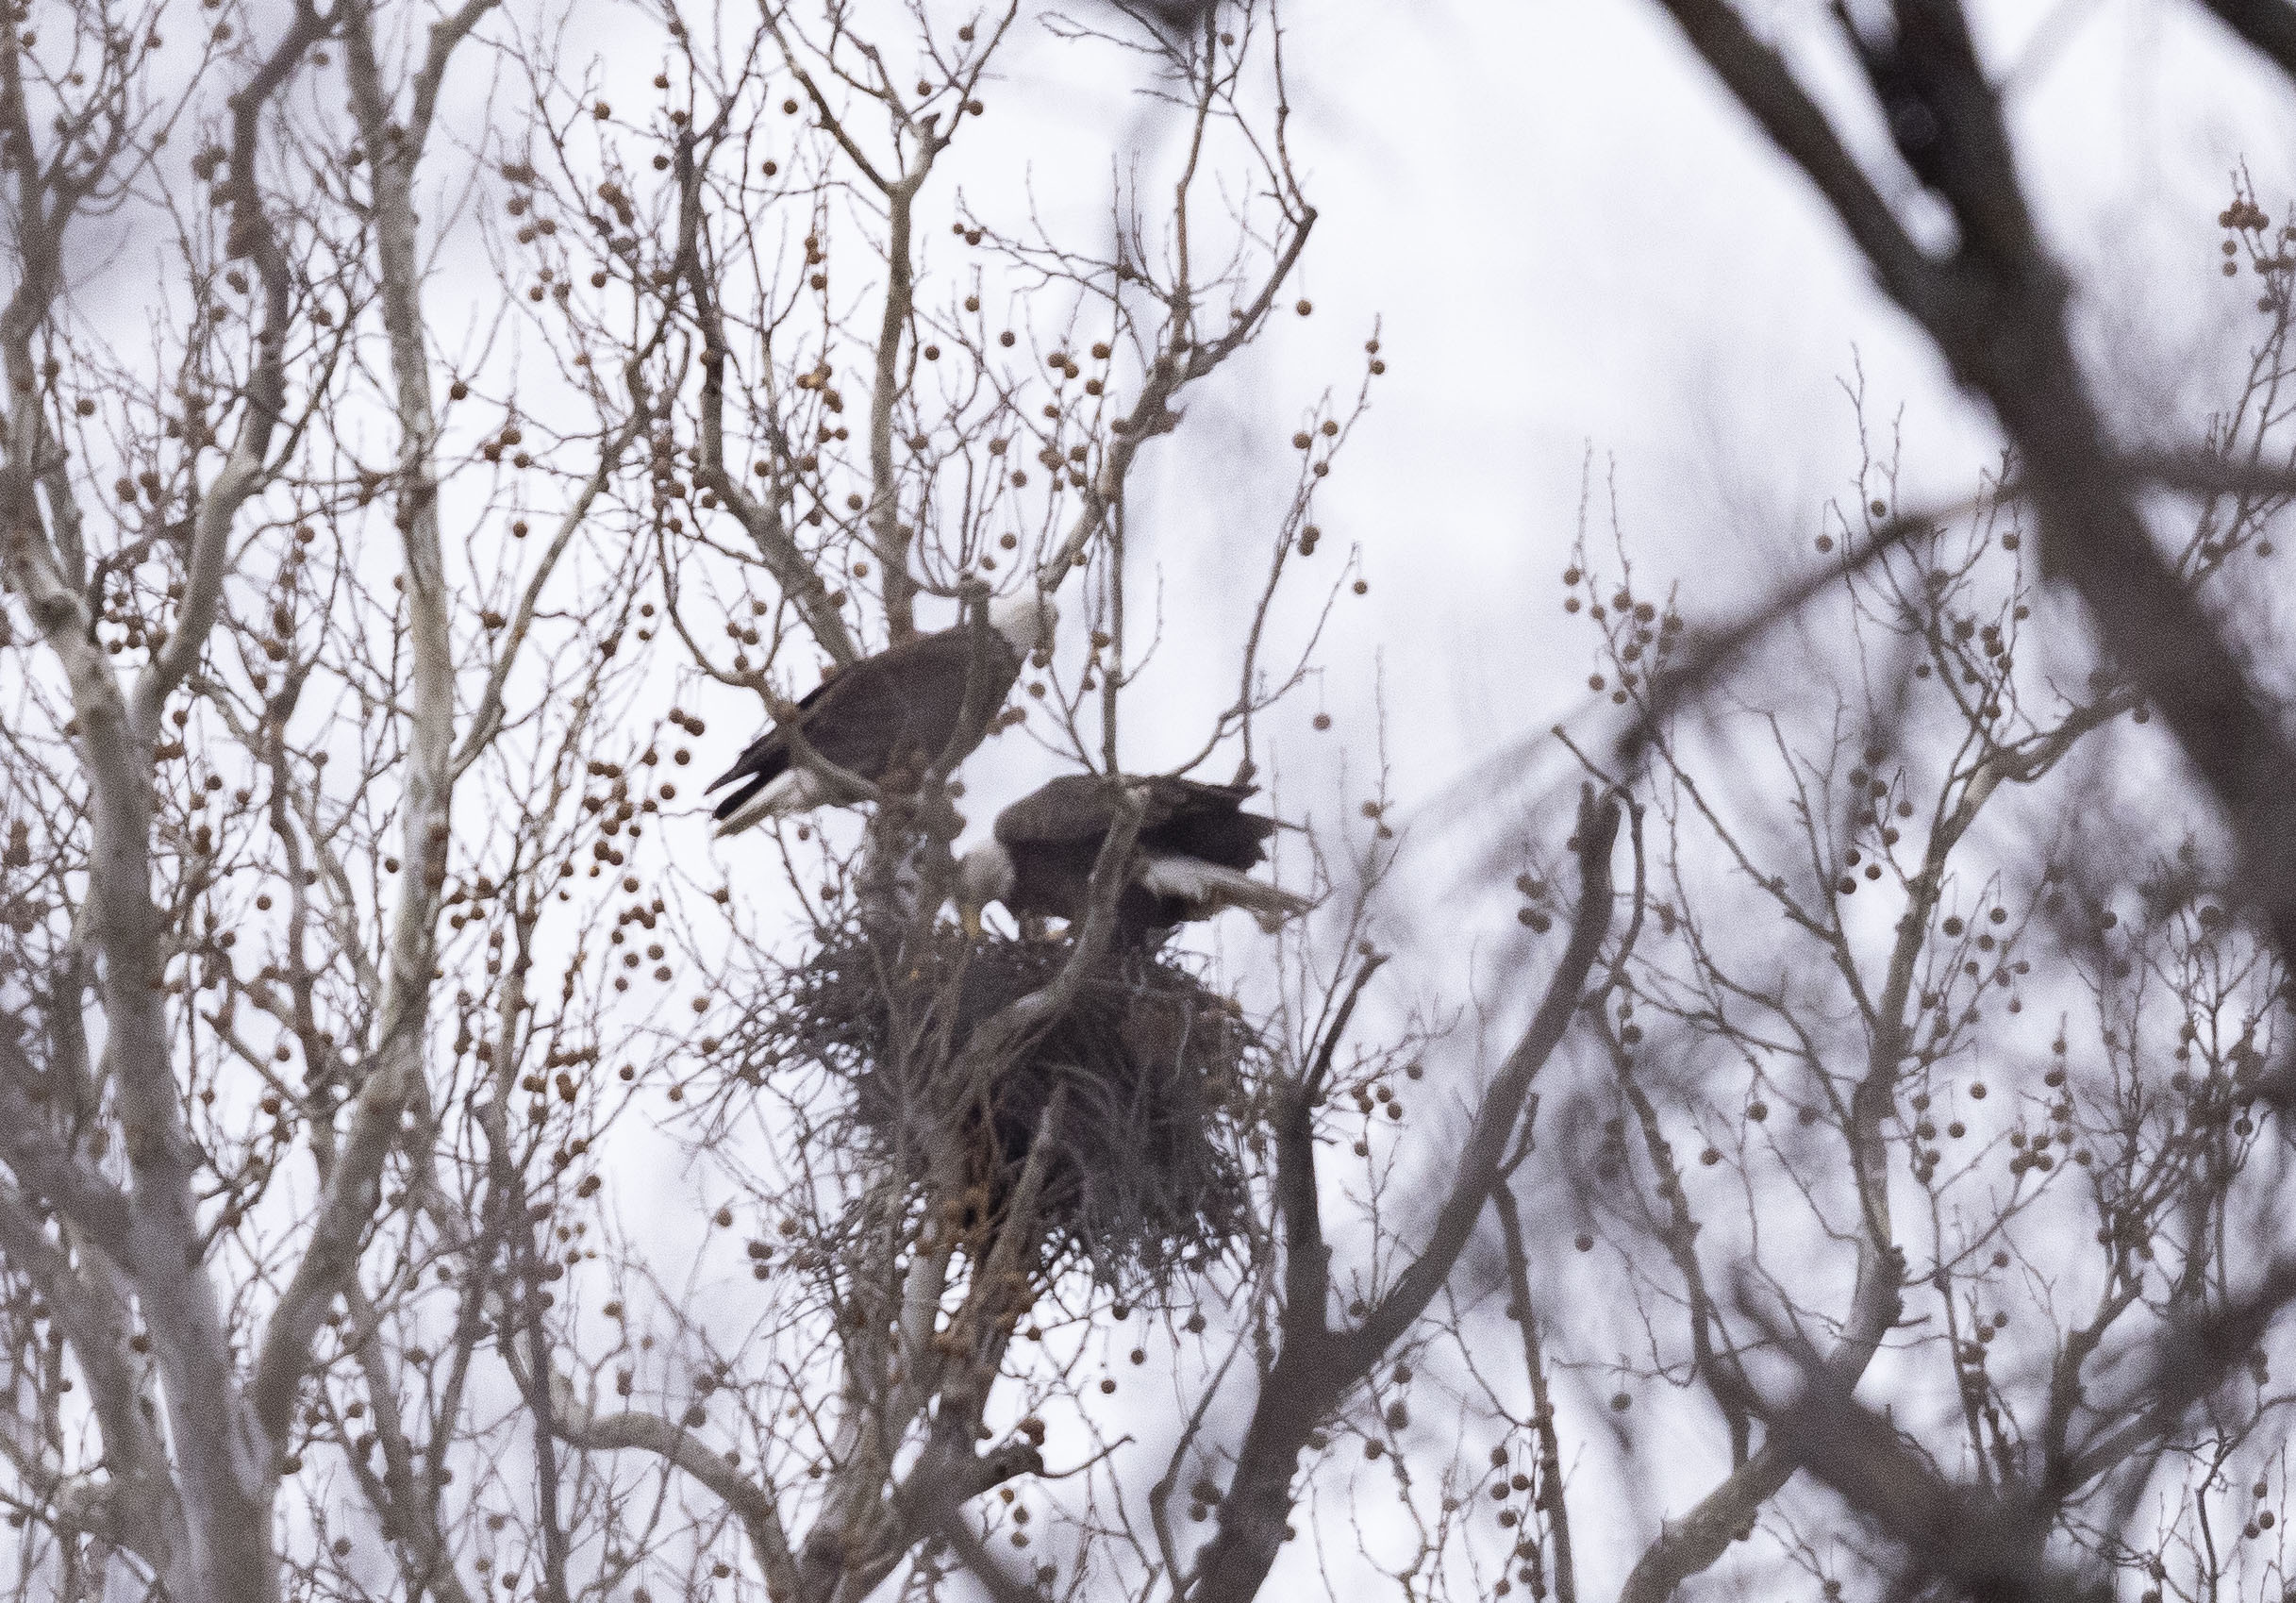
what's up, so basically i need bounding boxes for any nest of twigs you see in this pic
[757,927,1259,1289]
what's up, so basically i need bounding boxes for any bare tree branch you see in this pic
[1187,789,1621,1603]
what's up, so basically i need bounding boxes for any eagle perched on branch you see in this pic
[707,591,1057,836]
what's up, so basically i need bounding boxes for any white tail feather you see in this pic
[712,769,826,838]
[1137,856,1314,921]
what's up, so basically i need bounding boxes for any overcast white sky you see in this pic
[398,1,2296,1590]
[904,15,2296,1580]
[13,0,2296,1591]
[1017,0,2296,820]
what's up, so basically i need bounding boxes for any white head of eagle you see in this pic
[985,588,1058,656]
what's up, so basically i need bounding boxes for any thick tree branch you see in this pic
[1185,789,1620,1603]
[1647,0,1946,324]
[2193,0,2296,92]
[0,15,291,1600]
[254,0,491,1458]
[1274,953,1386,1338]
[546,1382,803,1597]
[0,1178,181,1574]
[1349,791,1621,1361]
[1655,0,2296,963]
[866,162,932,642]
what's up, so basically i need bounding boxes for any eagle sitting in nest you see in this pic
[955,775,1312,945]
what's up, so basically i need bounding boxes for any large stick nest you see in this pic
[746,926,1261,1290]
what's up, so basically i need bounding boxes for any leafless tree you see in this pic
[9,0,2296,1601]
[1483,0,2296,1596]
[0,0,659,1594]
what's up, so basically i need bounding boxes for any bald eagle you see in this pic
[954,775,1312,942]
[707,591,1057,837]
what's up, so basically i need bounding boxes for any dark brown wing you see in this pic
[996,775,1276,862]
[993,774,1126,846]
[1136,777,1276,872]
[709,626,1012,810]
[990,776,1123,927]
[705,673,838,798]
[991,773,1282,938]
[795,628,975,780]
